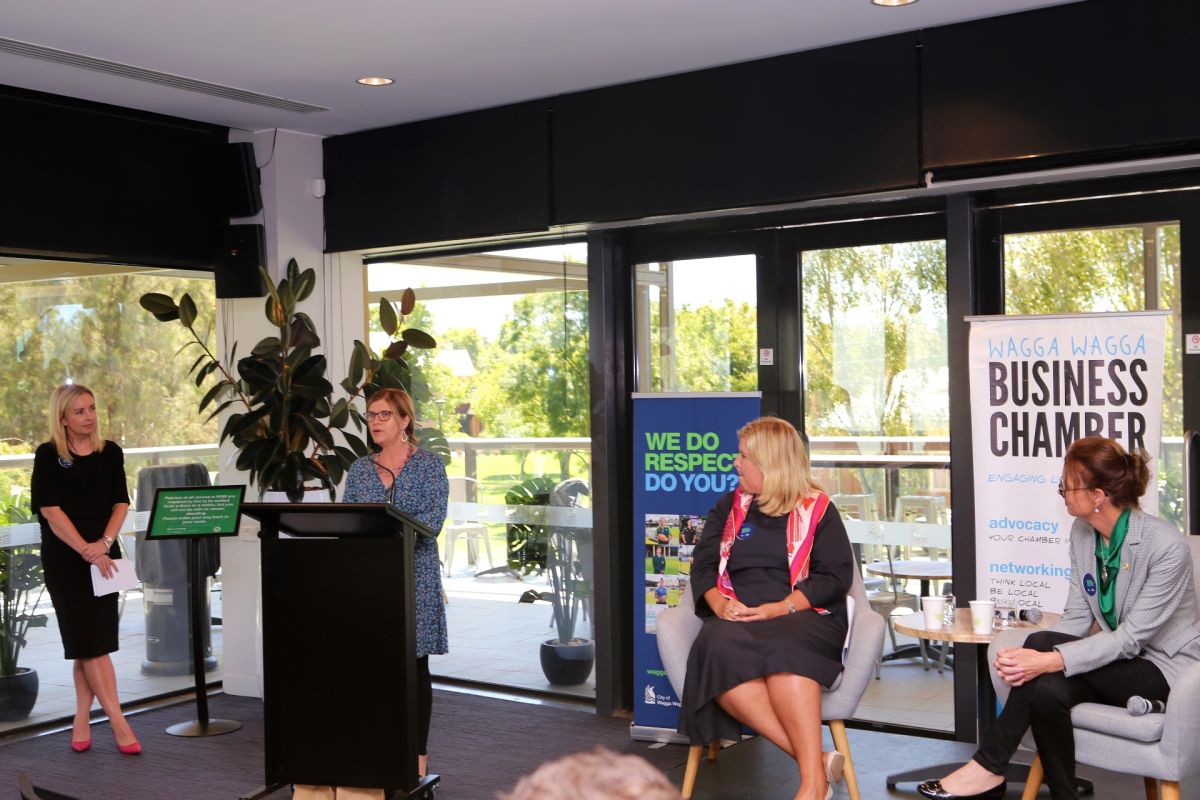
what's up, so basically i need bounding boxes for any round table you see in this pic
[865,559,953,596]
[883,608,1088,794]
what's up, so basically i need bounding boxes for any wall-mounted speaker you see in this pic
[215,224,266,298]
[210,142,263,218]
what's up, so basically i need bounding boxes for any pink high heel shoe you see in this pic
[117,738,142,755]
[70,738,92,753]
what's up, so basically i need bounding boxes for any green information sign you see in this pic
[145,485,246,539]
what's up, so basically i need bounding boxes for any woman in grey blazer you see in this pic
[918,436,1200,800]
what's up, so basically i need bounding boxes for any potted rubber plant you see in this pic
[0,499,46,721]
[540,478,593,686]
[139,258,444,500]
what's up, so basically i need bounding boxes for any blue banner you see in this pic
[631,392,760,732]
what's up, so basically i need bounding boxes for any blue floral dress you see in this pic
[343,448,449,657]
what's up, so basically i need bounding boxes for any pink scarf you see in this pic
[716,487,830,607]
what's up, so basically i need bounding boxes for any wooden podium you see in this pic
[239,503,438,800]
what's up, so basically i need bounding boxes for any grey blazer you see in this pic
[1049,509,1200,687]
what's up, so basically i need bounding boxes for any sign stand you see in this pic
[144,485,247,738]
[165,533,242,737]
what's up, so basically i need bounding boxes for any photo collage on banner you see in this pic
[631,393,760,737]
[968,311,1167,613]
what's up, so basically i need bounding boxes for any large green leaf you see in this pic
[179,293,198,328]
[251,337,282,357]
[401,328,437,349]
[294,267,316,302]
[290,313,320,349]
[399,287,416,316]
[197,380,231,414]
[348,340,368,387]
[384,341,408,361]
[379,297,398,336]
[238,356,278,388]
[298,415,335,450]
[329,398,350,429]
[139,292,180,322]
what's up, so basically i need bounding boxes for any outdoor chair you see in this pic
[442,476,493,576]
[987,535,1200,800]
[656,558,885,800]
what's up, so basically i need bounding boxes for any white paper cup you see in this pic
[969,600,995,635]
[921,595,946,628]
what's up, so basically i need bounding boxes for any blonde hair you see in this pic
[48,383,105,461]
[498,747,681,800]
[365,387,418,444]
[738,416,819,516]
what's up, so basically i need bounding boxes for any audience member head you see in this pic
[498,747,681,800]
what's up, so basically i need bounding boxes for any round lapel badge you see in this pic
[737,524,753,541]
[1083,572,1097,596]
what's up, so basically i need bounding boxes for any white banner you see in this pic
[968,311,1167,613]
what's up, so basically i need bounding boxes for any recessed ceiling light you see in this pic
[356,76,394,86]
[872,0,918,6]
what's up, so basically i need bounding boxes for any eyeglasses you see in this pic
[1057,481,1090,498]
[365,410,393,422]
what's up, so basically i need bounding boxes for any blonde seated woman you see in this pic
[675,417,854,800]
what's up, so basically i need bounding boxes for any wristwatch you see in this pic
[785,600,797,614]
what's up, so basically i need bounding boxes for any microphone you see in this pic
[1127,696,1167,716]
[372,457,398,506]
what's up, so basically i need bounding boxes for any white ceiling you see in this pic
[3,0,1078,137]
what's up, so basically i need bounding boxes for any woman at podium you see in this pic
[343,387,449,778]
[31,384,141,755]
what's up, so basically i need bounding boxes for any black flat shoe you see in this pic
[916,779,1006,800]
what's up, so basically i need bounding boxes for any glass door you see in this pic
[797,226,953,733]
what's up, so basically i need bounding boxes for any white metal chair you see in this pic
[442,476,493,576]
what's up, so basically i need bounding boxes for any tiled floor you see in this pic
[432,569,595,698]
[1,588,220,736]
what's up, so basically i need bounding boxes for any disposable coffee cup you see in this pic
[969,600,995,635]
[922,595,946,628]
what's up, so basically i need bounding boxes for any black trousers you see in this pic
[416,656,432,755]
[974,631,1170,799]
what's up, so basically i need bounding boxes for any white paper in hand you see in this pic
[91,558,138,596]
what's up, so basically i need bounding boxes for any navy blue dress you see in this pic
[343,448,449,657]
[677,491,854,745]
[30,441,130,659]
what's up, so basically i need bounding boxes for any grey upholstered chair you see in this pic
[656,564,885,800]
[987,535,1200,800]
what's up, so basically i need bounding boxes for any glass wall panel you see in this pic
[1004,224,1183,527]
[366,244,594,697]
[0,264,219,735]
[802,240,952,732]
[633,256,758,393]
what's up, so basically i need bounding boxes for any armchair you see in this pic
[987,536,1200,800]
[656,565,885,800]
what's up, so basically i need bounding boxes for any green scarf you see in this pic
[1095,508,1131,631]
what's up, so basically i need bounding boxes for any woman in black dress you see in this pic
[31,384,140,754]
[677,416,854,800]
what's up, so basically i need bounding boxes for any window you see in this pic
[366,243,594,696]
[0,263,219,735]
[1004,223,1183,526]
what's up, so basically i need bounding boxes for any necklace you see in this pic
[1100,537,1110,582]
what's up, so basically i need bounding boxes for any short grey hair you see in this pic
[498,747,681,800]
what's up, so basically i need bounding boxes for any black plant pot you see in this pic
[540,638,595,686]
[0,668,39,722]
